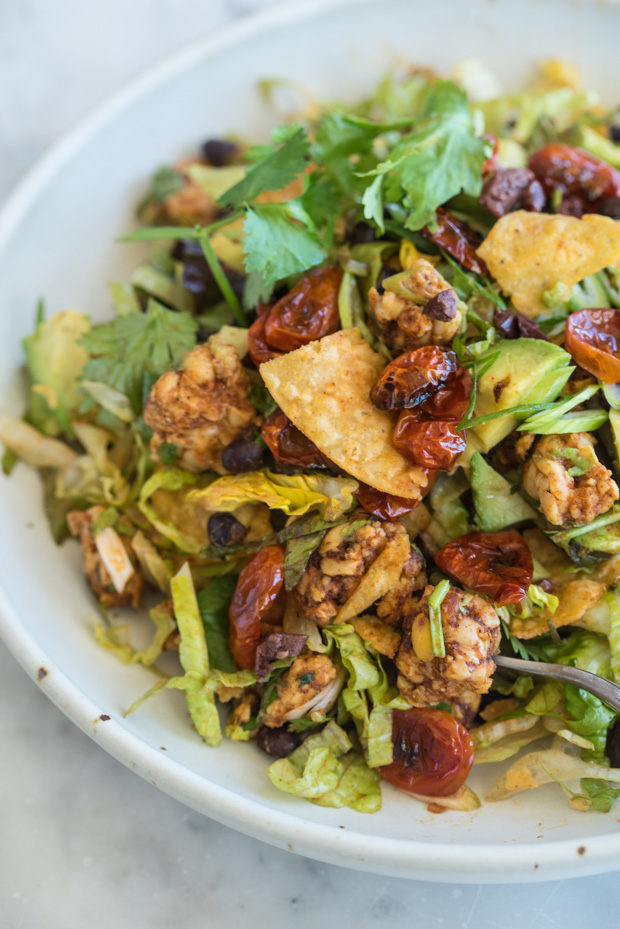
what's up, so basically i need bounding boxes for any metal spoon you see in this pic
[494,654,620,713]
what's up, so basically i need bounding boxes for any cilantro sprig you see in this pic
[122,125,326,316]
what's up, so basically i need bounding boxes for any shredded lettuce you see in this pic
[94,601,175,670]
[267,720,382,812]
[190,469,358,521]
[605,589,620,682]
[138,468,202,553]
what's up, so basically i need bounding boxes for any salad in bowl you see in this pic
[4,56,620,818]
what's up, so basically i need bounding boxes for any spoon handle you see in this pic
[494,654,620,714]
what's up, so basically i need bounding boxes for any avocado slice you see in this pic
[471,338,573,451]
[23,310,91,436]
[470,452,537,531]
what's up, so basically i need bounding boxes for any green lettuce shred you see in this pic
[267,720,382,812]
[190,469,358,521]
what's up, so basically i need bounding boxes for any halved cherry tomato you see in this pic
[422,208,489,277]
[566,307,620,384]
[261,410,333,471]
[378,707,474,798]
[229,545,285,669]
[391,365,471,471]
[248,302,282,367]
[529,143,620,214]
[421,366,472,423]
[435,530,533,606]
[264,266,342,352]
[394,412,467,471]
[371,347,457,411]
[356,482,421,520]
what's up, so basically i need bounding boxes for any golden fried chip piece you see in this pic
[260,329,429,498]
[334,526,411,624]
[477,211,620,317]
[511,577,604,639]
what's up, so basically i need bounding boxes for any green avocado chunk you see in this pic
[471,338,573,451]
[23,309,91,436]
[470,452,537,531]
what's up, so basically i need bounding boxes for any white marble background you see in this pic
[1,2,619,927]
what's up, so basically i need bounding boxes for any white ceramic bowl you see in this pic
[2,0,620,884]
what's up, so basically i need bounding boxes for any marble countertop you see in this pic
[1,2,619,927]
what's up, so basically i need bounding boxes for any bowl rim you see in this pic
[1,0,620,882]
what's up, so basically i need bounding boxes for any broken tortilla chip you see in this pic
[334,524,411,624]
[260,329,428,499]
[476,211,620,317]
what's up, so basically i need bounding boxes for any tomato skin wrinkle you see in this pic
[422,208,488,277]
[261,409,333,471]
[371,346,457,411]
[264,266,342,352]
[229,545,285,670]
[378,708,474,797]
[435,530,533,606]
[529,143,620,213]
[392,364,471,471]
[356,482,420,520]
[566,307,620,384]
[248,303,282,366]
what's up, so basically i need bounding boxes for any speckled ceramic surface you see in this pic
[1,0,620,883]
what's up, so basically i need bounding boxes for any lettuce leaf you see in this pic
[197,576,237,672]
[190,469,358,521]
[138,468,201,553]
[94,601,175,670]
[267,719,381,812]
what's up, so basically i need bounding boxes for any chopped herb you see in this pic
[288,716,328,733]
[79,299,197,414]
[219,125,310,208]
[197,576,238,672]
[157,441,179,465]
[2,448,18,475]
[298,672,315,686]
[91,506,119,536]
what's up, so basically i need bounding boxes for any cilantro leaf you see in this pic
[313,113,379,199]
[243,203,326,286]
[79,299,196,414]
[368,80,489,232]
[218,125,310,208]
[197,575,238,673]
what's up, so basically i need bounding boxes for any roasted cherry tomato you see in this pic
[566,307,620,384]
[248,302,281,367]
[261,409,333,471]
[421,366,472,423]
[528,143,620,215]
[378,707,474,798]
[263,266,343,352]
[229,545,285,669]
[356,482,421,520]
[393,412,467,471]
[422,208,489,277]
[371,347,457,411]
[435,530,533,606]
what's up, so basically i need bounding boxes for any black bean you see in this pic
[349,222,376,245]
[207,512,247,548]
[610,125,620,143]
[423,289,457,322]
[606,718,620,768]
[480,167,544,218]
[375,266,394,294]
[201,138,239,167]
[221,436,265,473]
[256,726,301,758]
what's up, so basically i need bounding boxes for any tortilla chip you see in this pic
[511,577,604,639]
[476,211,620,317]
[260,329,428,498]
[334,526,411,624]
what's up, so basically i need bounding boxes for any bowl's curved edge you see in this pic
[1,0,620,883]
